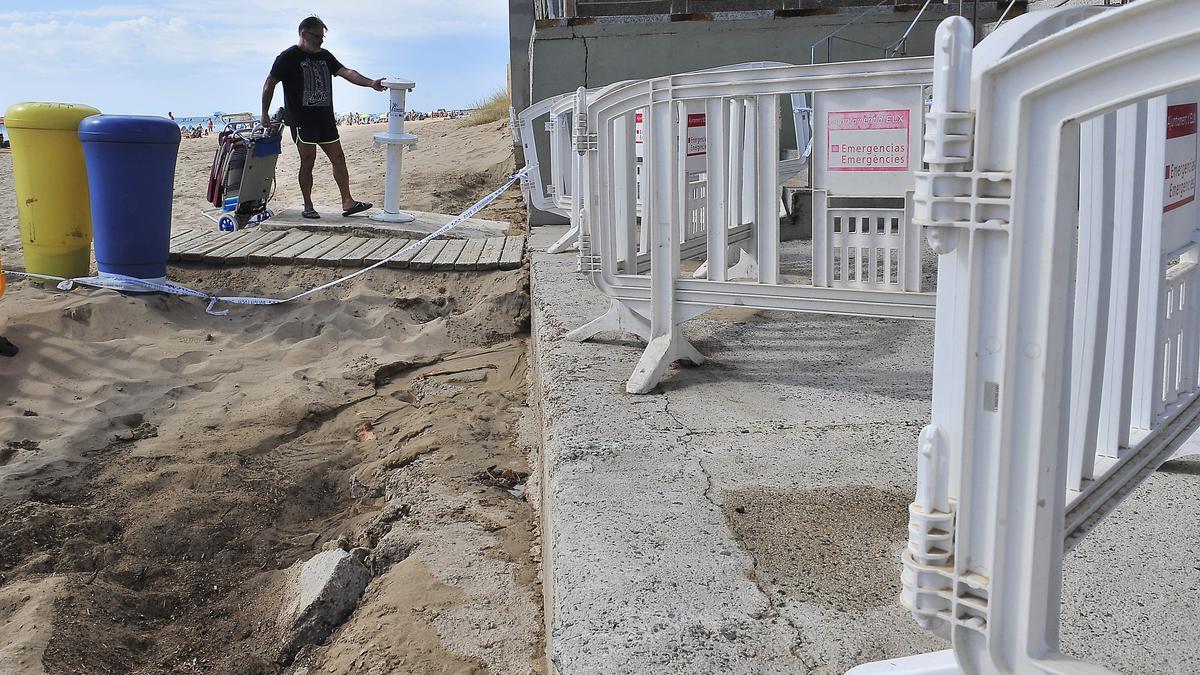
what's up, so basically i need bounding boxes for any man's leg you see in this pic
[319,141,358,210]
[297,141,318,211]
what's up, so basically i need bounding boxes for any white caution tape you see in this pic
[4,165,535,316]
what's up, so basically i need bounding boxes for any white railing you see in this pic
[537,0,800,20]
[568,58,935,392]
[534,0,567,20]
[823,207,916,289]
[849,2,1200,673]
[537,0,945,20]
[515,62,813,257]
[1157,246,1200,413]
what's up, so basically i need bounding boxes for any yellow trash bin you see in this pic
[5,102,101,278]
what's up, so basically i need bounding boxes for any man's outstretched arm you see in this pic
[337,67,386,91]
[261,75,280,127]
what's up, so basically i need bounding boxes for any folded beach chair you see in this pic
[201,112,284,230]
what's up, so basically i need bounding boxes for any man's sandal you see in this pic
[302,208,320,219]
[342,201,372,217]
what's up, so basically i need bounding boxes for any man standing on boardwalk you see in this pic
[261,16,384,219]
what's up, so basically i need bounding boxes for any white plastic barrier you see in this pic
[516,62,814,256]
[848,3,1200,673]
[568,58,936,392]
[515,92,572,218]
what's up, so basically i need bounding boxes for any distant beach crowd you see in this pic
[0,107,477,148]
[164,107,476,139]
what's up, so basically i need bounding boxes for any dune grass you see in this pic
[465,88,512,126]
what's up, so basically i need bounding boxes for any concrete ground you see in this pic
[528,225,1200,675]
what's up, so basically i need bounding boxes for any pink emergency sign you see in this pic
[827,109,910,172]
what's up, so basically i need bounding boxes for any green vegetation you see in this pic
[465,88,511,126]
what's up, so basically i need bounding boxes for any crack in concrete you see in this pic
[659,392,809,663]
[581,37,590,89]
[660,395,716,508]
[728,481,810,663]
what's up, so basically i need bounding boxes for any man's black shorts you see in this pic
[290,119,340,145]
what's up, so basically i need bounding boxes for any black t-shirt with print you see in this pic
[270,46,345,128]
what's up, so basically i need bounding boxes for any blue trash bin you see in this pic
[78,115,180,281]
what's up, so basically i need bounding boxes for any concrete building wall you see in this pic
[510,0,536,116]
[518,3,1011,224]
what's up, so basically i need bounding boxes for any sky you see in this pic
[0,1,511,119]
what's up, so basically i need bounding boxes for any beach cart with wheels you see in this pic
[203,112,284,231]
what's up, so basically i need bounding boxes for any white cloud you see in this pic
[0,1,508,65]
[0,1,510,115]
[0,5,172,22]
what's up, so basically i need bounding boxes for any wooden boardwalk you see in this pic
[167,229,525,271]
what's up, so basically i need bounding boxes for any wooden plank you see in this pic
[221,230,288,265]
[272,234,330,263]
[475,237,505,270]
[364,238,412,265]
[386,240,428,269]
[169,229,208,249]
[168,231,208,260]
[198,230,257,262]
[249,231,312,263]
[408,239,446,271]
[293,235,349,264]
[499,235,525,270]
[454,238,487,271]
[177,230,226,252]
[318,236,370,267]
[180,232,235,261]
[206,231,287,265]
[170,230,219,258]
[341,238,390,267]
[431,239,467,271]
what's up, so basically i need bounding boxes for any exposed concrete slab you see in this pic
[277,548,372,663]
[265,208,509,240]
[528,224,1200,674]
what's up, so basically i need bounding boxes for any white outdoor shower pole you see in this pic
[371,78,418,224]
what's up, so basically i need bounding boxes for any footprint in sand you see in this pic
[163,379,222,402]
[272,319,325,343]
[159,350,209,374]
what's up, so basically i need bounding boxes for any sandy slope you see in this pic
[0,118,542,673]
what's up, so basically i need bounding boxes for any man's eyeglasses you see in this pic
[302,31,325,40]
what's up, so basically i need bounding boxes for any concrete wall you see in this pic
[510,0,536,116]
[518,3,1011,224]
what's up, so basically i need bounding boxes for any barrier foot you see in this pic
[694,244,754,279]
[626,330,704,394]
[846,650,959,675]
[676,338,705,365]
[725,248,759,280]
[565,300,650,342]
[546,225,580,254]
[1167,425,1200,462]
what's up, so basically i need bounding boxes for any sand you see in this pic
[0,117,542,673]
